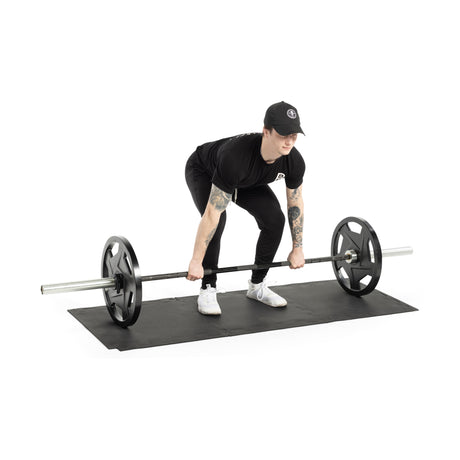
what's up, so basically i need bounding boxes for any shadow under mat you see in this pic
[68,280,417,351]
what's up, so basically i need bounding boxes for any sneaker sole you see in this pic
[246,293,287,308]
[198,308,222,315]
[197,301,222,315]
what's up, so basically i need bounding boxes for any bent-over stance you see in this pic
[185,101,306,315]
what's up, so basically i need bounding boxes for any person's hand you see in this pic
[187,259,204,281]
[288,247,305,269]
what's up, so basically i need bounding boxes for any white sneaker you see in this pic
[246,279,287,307]
[197,284,222,315]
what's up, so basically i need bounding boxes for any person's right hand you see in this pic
[187,259,204,281]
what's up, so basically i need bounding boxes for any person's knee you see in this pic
[261,209,285,234]
[275,211,286,234]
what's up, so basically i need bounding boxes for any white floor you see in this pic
[2,1,459,459]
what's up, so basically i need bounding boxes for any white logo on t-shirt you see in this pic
[275,173,285,181]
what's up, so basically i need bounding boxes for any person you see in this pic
[185,101,306,315]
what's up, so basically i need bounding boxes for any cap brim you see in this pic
[274,125,305,136]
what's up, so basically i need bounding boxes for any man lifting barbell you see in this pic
[185,101,306,315]
[40,105,413,329]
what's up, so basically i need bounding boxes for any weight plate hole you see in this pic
[361,275,373,286]
[348,222,362,234]
[124,255,132,275]
[339,266,348,280]
[111,242,119,256]
[337,234,343,253]
[368,240,375,263]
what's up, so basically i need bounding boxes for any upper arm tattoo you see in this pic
[209,184,232,212]
[286,185,302,203]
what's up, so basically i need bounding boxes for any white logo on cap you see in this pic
[287,109,297,119]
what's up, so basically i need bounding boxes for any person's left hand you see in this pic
[288,247,305,269]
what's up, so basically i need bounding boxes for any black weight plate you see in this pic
[101,236,142,327]
[331,217,382,296]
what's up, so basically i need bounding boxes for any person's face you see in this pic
[264,128,298,157]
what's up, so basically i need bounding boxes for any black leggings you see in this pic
[185,152,285,289]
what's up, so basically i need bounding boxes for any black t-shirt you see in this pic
[194,133,305,194]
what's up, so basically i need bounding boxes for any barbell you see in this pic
[41,216,413,328]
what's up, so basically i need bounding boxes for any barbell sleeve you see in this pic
[380,247,413,257]
[41,277,116,295]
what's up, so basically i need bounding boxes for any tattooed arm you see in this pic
[187,184,232,281]
[286,184,305,269]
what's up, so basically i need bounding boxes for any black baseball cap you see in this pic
[264,101,305,136]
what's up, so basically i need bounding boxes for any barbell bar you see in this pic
[41,248,411,295]
[40,217,413,327]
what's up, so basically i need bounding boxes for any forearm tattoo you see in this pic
[288,206,304,248]
[209,184,232,212]
[205,227,217,248]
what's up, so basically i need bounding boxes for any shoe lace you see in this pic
[256,280,268,301]
[202,285,217,302]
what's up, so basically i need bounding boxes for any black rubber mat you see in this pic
[68,280,417,351]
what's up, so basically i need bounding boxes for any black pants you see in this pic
[185,152,285,289]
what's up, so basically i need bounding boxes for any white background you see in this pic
[1,0,459,458]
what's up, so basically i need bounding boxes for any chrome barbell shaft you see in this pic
[40,246,413,295]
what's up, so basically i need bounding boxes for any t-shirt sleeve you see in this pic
[285,149,306,189]
[211,149,239,194]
